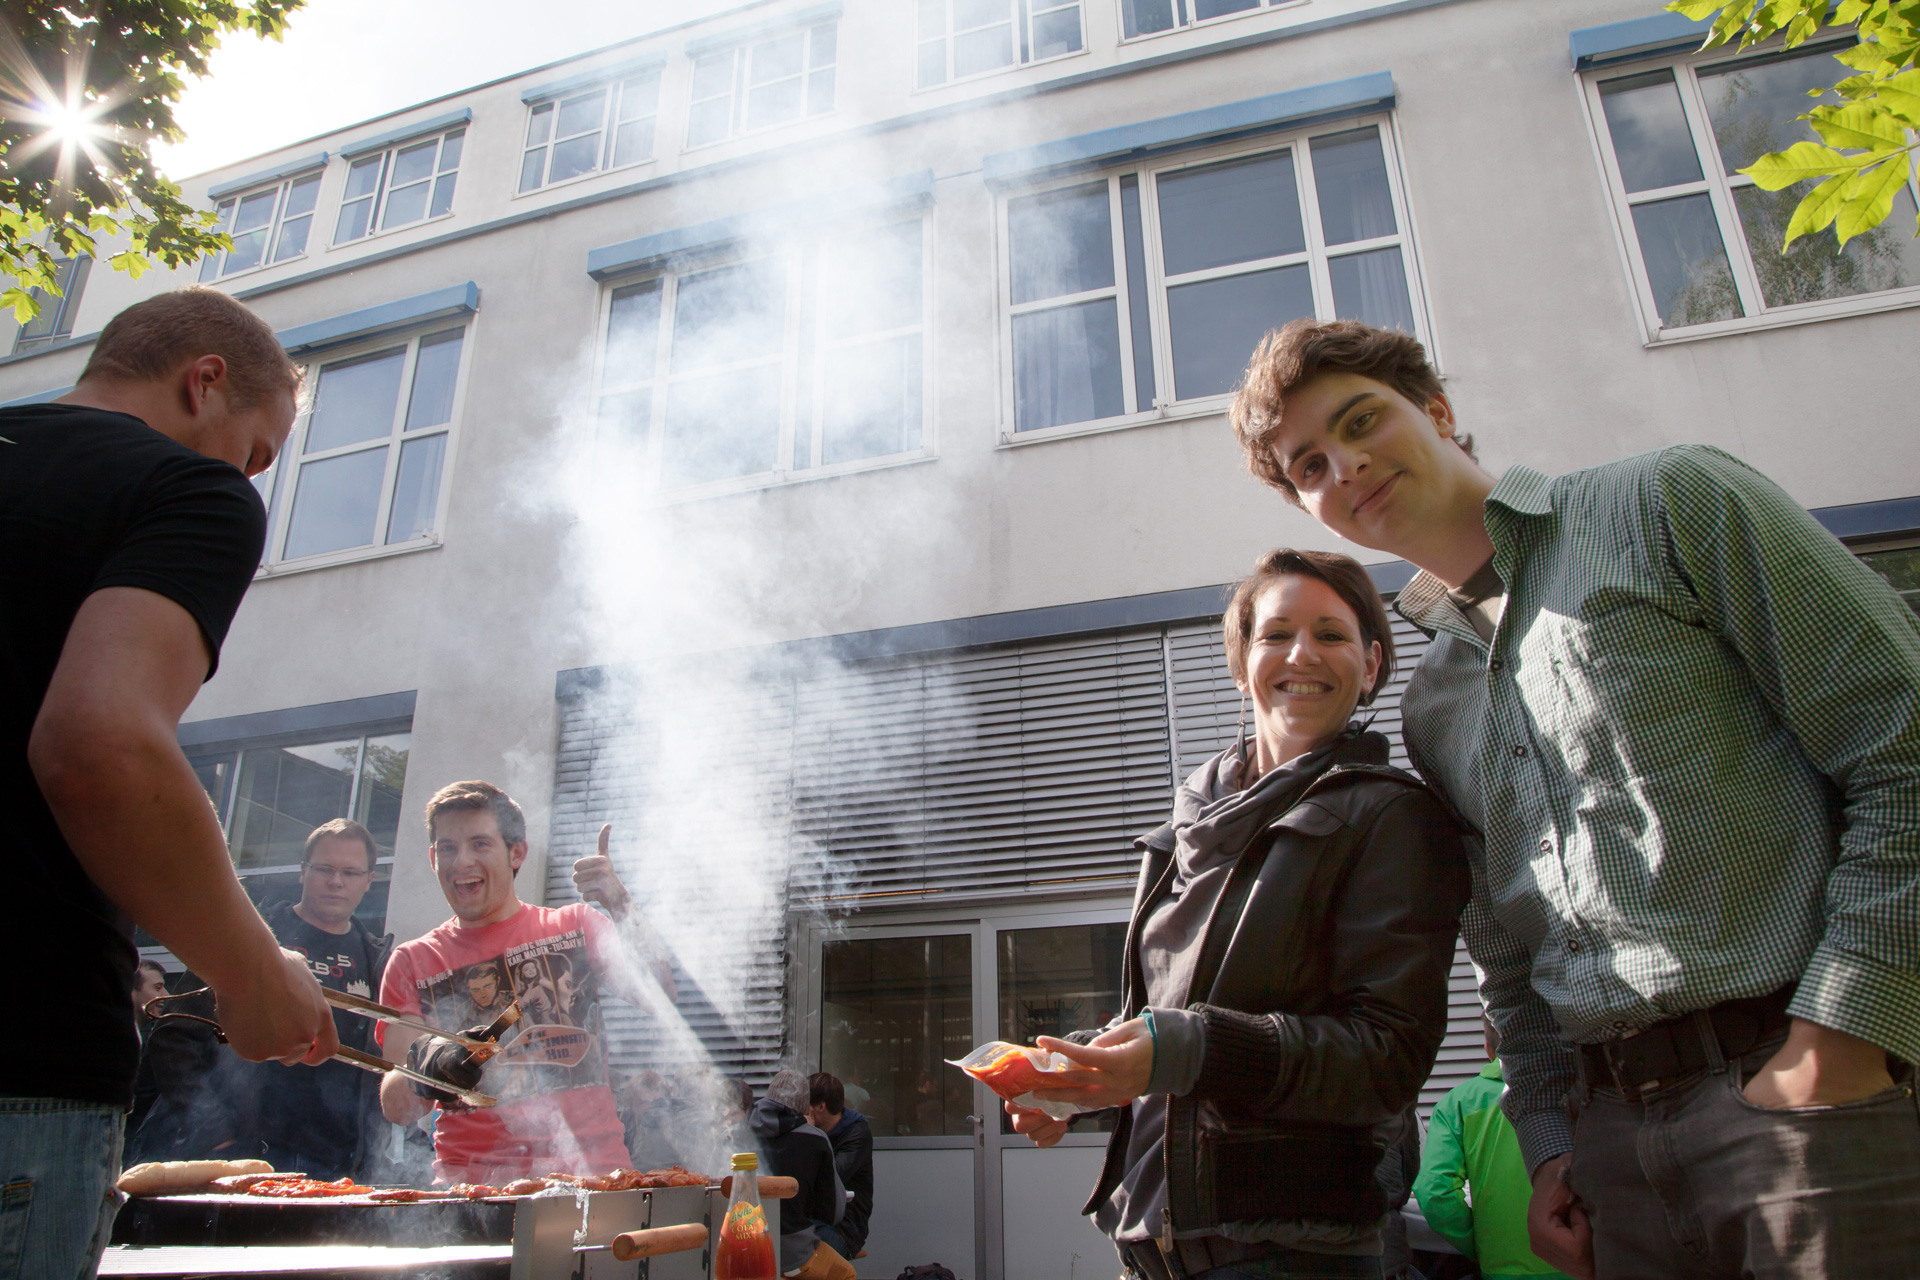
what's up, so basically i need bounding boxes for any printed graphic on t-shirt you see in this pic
[411,926,606,1102]
[292,945,373,998]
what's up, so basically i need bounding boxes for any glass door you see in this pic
[985,912,1128,1280]
[817,926,984,1280]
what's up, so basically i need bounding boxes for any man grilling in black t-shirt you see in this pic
[0,287,337,1279]
[228,820,395,1181]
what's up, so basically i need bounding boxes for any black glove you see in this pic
[406,1027,488,1108]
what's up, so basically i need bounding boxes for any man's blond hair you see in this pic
[80,287,300,409]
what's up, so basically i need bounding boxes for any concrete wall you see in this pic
[4,0,1916,943]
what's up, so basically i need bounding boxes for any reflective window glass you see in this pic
[1156,151,1304,275]
[285,448,388,558]
[820,934,975,1138]
[1008,182,1115,303]
[1736,184,1920,308]
[1599,70,1704,193]
[386,434,446,544]
[1012,298,1124,429]
[821,337,922,465]
[1311,128,1398,245]
[229,739,361,869]
[1329,246,1417,333]
[997,923,1124,1134]
[404,329,465,431]
[1167,264,1313,399]
[1697,45,1851,173]
[354,733,411,854]
[1630,194,1743,328]
[1861,546,1920,616]
[306,349,406,453]
[272,175,320,262]
[606,282,664,384]
[672,262,788,370]
[662,364,783,486]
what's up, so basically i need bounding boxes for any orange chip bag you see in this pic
[948,1040,1100,1120]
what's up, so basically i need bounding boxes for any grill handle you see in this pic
[718,1175,798,1200]
[611,1222,711,1261]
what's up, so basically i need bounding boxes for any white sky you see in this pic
[156,0,750,180]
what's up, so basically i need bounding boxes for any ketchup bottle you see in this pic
[713,1152,777,1280]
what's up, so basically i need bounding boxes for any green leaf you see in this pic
[1668,0,1724,18]
[1809,102,1910,148]
[1835,152,1915,243]
[1835,41,1900,73]
[4,288,39,326]
[1836,0,1873,21]
[1782,171,1852,246]
[1741,139,1863,188]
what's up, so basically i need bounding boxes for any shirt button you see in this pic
[1489,659,1504,673]
[1612,1021,1629,1031]
[1539,838,1552,851]
[1566,939,1581,954]
[1512,744,1528,758]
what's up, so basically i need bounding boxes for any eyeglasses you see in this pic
[304,864,372,882]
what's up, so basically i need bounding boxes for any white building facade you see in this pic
[5,1,1919,1275]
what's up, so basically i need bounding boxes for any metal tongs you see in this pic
[143,988,517,1110]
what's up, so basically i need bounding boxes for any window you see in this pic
[255,326,465,567]
[181,728,410,933]
[595,217,926,493]
[1586,41,1920,339]
[917,0,1082,88]
[12,253,90,353]
[520,71,661,192]
[686,23,836,148]
[1119,0,1299,40]
[1860,543,1920,616]
[199,171,322,279]
[1001,121,1422,434]
[335,128,464,243]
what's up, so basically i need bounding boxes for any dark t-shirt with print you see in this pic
[0,405,265,1106]
[247,907,376,1172]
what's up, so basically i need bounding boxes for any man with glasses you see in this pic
[233,820,396,1179]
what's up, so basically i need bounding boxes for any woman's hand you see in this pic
[1005,1101,1070,1148]
[1028,1018,1156,1110]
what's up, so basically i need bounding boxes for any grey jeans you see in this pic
[1567,1053,1920,1279]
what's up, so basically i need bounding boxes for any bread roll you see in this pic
[117,1158,274,1196]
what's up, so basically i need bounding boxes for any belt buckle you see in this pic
[1600,1040,1631,1094]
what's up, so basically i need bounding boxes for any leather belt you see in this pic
[1125,1236,1276,1280]
[1577,986,1794,1094]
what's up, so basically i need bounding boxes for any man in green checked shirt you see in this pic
[1229,319,1920,1280]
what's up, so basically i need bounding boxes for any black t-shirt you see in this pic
[247,908,375,1170]
[0,404,265,1106]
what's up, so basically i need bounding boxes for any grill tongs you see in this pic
[142,988,515,1109]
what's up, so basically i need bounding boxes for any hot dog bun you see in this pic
[117,1158,274,1196]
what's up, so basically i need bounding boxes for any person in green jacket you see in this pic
[1414,1019,1570,1279]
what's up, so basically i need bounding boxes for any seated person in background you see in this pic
[1414,1017,1571,1280]
[751,1069,854,1280]
[806,1072,872,1262]
[378,783,677,1184]
[232,820,395,1180]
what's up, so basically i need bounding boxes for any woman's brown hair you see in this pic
[1223,548,1395,705]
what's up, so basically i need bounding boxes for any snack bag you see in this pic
[948,1040,1102,1121]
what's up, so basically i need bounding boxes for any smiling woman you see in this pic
[1004,547,1468,1280]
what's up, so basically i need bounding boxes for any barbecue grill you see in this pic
[101,1180,783,1279]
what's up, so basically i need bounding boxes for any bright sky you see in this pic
[156,0,749,180]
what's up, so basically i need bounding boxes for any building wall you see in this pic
[4,0,1917,949]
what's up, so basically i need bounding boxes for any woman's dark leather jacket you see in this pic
[1081,731,1468,1235]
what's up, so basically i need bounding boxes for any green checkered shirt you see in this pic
[1396,445,1920,1174]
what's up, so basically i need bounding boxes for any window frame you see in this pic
[590,215,936,502]
[517,70,663,195]
[198,169,324,281]
[915,0,1087,90]
[255,323,471,576]
[156,721,412,963]
[993,114,1431,445]
[333,126,466,245]
[684,22,839,151]
[1580,37,1920,346]
[1111,0,1307,44]
[11,252,91,353]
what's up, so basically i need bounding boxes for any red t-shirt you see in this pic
[379,902,632,1183]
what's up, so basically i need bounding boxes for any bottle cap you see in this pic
[731,1152,759,1171]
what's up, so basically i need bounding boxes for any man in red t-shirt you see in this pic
[378,780,676,1184]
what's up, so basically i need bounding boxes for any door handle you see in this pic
[965,1114,984,1146]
